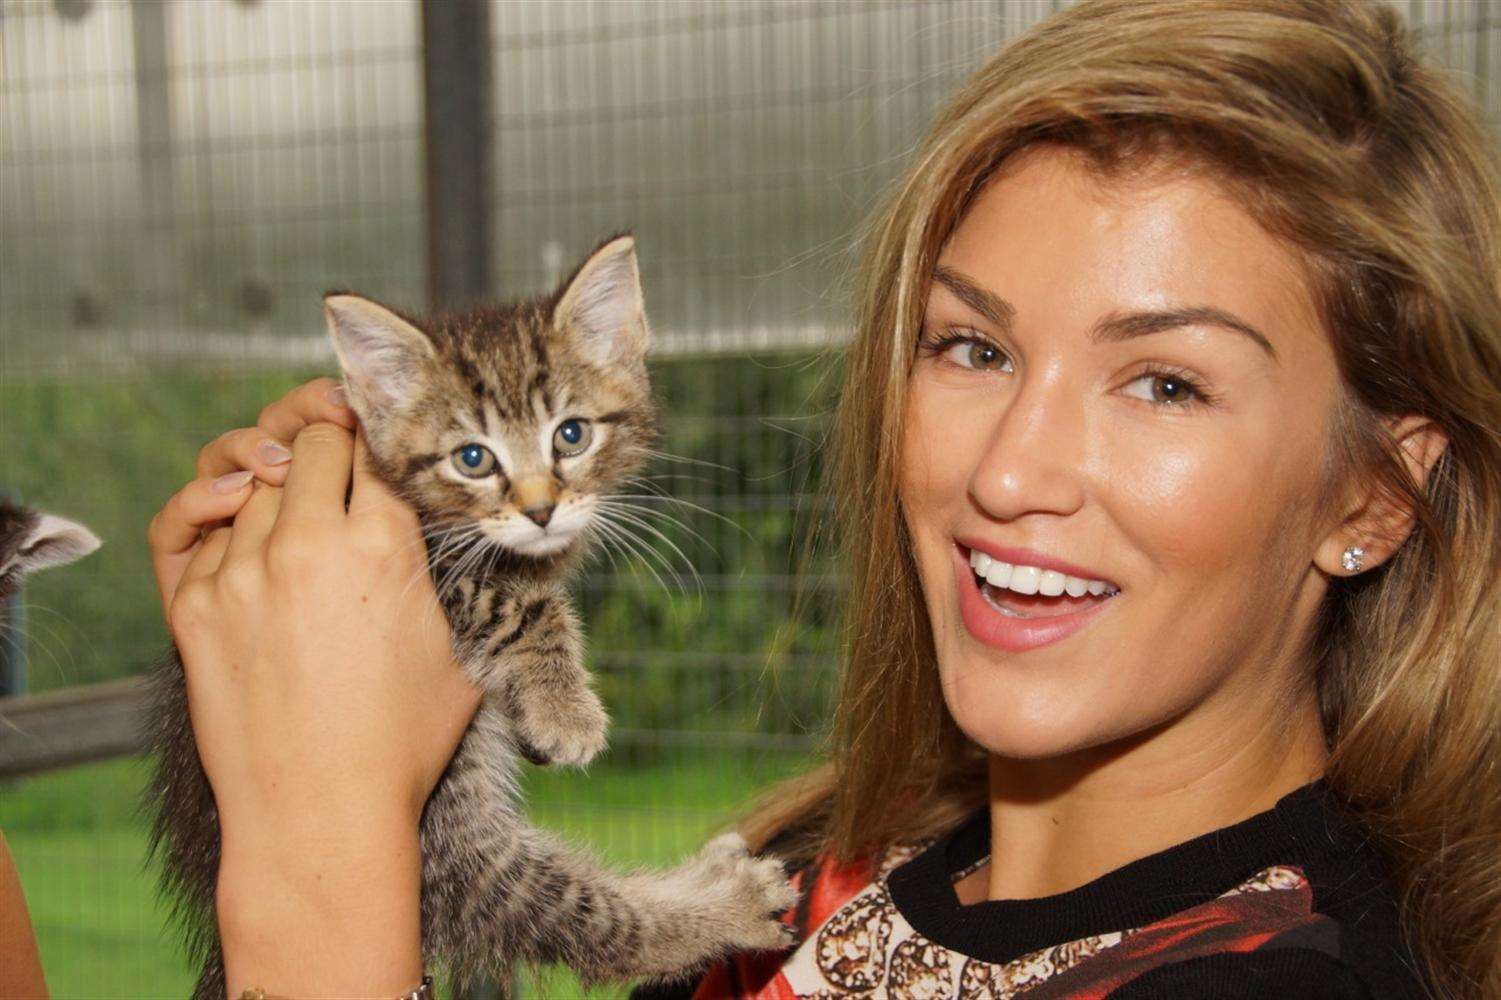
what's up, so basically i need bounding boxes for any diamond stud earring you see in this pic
[1341,545,1365,573]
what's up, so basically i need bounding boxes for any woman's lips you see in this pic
[952,543,1118,652]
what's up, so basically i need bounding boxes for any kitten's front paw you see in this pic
[511,683,609,768]
[688,833,799,953]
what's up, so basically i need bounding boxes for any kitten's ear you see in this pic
[323,294,436,414]
[553,235,650,368]
[14,513,100,576]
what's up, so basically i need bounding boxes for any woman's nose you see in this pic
[967,377,1088,522]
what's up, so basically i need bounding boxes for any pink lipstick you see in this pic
[952,542,1118,652]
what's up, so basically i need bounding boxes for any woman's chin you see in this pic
[941,673,1146,764]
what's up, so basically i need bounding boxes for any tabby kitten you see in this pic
[0,499,100,608]
[146,236,795,996]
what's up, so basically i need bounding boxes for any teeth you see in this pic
[968,547,1117,598]
[1009,565,1041,594]
[985,561,1012,589]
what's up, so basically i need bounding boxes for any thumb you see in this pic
[346,427,407,521]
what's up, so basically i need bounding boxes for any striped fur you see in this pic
[145,237,795,996]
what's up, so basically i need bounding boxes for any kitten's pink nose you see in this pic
[523,503,555,528]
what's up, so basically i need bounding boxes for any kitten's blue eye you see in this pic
[552,418,593,458]
[452,443,498,478]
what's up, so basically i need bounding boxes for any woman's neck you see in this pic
[955,684,1328,906]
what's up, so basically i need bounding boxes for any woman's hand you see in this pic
[148,377,356,622]
[147,379,481,996]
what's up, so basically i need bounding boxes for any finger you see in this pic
[148,472,256,615]
[148,472,257,561]
[194,426,296,484]
[223,481,285,566]
[277,422,355,526]
[256,377,358,442]
[347,427,412,523]
[178,526,232,591]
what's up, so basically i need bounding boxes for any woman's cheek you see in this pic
[1108,425,1282,574]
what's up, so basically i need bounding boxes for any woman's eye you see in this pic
[553,418,593,457]
[1123,372,1203,406]
[451,443,498,478]
[941,338,1012,372]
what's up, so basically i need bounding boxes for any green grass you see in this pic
[1,750,810,999]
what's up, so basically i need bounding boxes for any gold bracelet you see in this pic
[240,975,434,1000]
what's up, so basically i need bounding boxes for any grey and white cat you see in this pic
[146,236,795,996]
[0,499,100,609]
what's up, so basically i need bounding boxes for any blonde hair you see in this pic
[746,1,1501,996]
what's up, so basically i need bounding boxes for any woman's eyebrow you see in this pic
[933,266,1016,329]
[932,265,1277,361]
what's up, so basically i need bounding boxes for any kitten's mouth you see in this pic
[511,534,576,558]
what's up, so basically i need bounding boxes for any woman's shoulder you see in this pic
[1107,948,1385,999]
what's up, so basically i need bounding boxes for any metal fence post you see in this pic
[422,0,495,313]
[421,3,505,996]
[129,0,179,331]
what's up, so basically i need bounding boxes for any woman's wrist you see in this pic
[217,813,425,996]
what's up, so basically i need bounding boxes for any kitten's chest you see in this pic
[427,544,550,639]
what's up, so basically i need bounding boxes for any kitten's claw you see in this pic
[510,683,608,768]
[682,833,799,953]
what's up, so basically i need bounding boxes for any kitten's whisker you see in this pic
[426,539,491,630]
[433,537,489,604]
[595,507,718,575]
[428,527,483,569]
[428,541,475,606]
[591,515,679,598]
[642,448,737,475]
[626,471,718,489]
[599,493,744,537]
[584,518,642,586]
[596,497,727,548]
[402,525,483,607]
[581,526,623,575]
[11,603,89,671]
[593,512,697,599]
[583,523,631,578]
[1,623,73,686]
[595,505,703,578]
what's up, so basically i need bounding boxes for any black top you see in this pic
[634,781,1427,998]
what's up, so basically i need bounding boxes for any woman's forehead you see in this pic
[933,148,1326,362]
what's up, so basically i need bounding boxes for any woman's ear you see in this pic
[1315,414,1449,577]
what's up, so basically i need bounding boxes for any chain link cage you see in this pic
[1,1,1495,995]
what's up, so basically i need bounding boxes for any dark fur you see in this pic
[0,499,98,606]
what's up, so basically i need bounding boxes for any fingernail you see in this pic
[326,385,348,408]
[256,439,293,465]
[211,470,255,494]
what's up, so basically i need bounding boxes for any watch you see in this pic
[240,976,434,1000]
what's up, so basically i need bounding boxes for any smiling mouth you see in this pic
[966,546,1120,621]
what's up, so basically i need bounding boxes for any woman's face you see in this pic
[900,146,1346,762]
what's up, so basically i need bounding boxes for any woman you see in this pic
[149,0,1500,996]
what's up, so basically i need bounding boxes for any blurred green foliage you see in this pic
[3,350,845,770]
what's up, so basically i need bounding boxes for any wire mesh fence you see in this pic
[1,1,1496,995]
